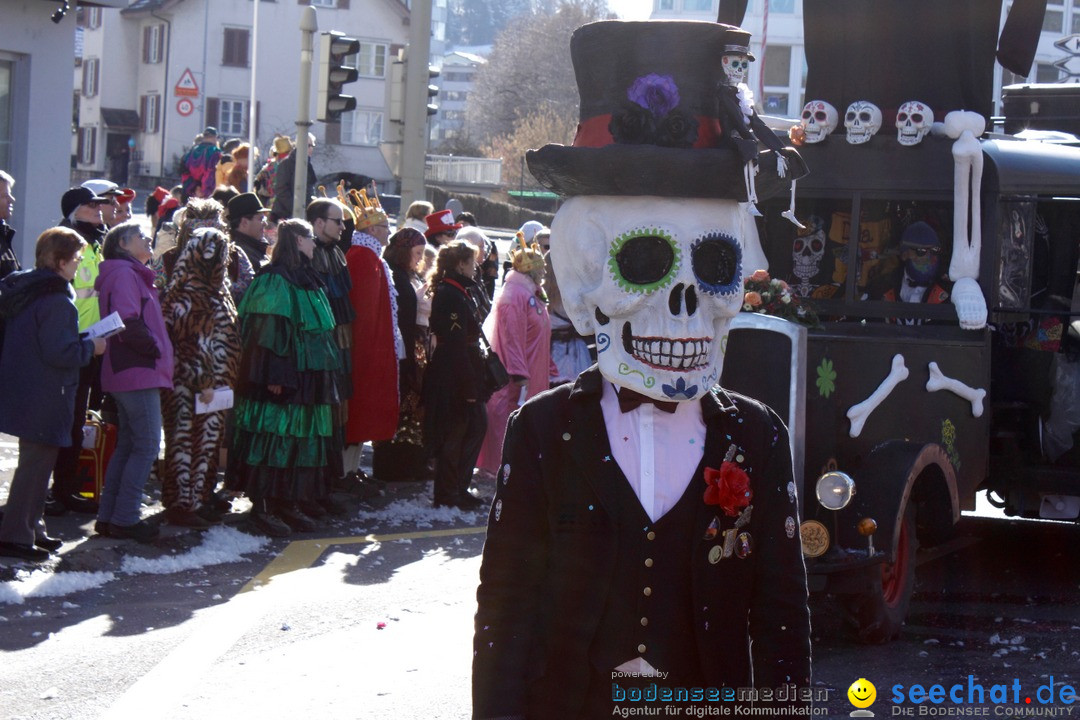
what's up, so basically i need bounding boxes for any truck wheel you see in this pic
[844,507,918,644]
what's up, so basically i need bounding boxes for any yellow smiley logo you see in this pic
[847,678,877,709]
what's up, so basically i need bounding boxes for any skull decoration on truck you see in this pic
[844,101,882,145]
[896,101,934,146]
[549,197,746,401]
[800,100,838,144]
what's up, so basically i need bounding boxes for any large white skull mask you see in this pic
[844,101,882,145]
[895,100,934,146]
[800,100,838,144]
[549,196,745,402]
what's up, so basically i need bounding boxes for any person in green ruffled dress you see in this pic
[228,218,345,537]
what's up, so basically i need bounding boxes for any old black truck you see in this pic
[721,127,1080,643]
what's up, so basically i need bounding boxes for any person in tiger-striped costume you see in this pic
[159,226,241,527]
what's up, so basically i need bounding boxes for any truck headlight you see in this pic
[816,471,856,510]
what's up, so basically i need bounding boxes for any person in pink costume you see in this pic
[477,233,557,473]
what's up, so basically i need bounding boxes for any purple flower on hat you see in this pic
[627,74,680,118]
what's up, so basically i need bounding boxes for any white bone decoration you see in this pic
[896,101,934,146]
[549,197,748,403]
[847,354,909,438]
[944,110,988,330]
[800,100,838,144]
[926,362,986,417]
[844,101,882,145]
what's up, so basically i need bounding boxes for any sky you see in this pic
[608,0,653,20]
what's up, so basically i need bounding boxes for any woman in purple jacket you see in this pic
[94,221,174,541]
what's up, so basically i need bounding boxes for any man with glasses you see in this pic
[82,179,136,229]
[227,192,272,270]
[882,221,949,307]
[305,198,356,509]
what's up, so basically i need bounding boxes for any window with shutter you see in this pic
[78,127,96,165]
[141,95,161,134]
[82,59,99,97]
[206,97,220,131]
[223,28,251,67]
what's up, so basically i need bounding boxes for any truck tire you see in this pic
[844,506,918,644]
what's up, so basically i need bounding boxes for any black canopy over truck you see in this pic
[721,131,1080,643]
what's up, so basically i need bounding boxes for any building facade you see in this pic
[75,0,411,191]
[432,49,486,146]
[1,0,126,266]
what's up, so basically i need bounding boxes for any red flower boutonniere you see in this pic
[704,445,752,517]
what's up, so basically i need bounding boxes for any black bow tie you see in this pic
[617,387,678,414]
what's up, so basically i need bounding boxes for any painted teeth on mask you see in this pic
[628,335,711,370]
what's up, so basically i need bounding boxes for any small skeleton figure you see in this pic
[715,45,792,219]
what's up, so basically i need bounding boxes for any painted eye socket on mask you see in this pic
[608,228,681,293]
[691,232,742,295]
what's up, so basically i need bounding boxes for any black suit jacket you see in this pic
[473,367,811,719]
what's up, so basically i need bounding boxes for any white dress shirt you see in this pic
[599,381,707,522]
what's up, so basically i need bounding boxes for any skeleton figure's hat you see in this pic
[526,20,806,200]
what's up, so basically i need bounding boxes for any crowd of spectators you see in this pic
[0,149,591,562]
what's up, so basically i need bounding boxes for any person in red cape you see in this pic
[343,189,403,480]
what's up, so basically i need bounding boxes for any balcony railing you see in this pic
[425,154,501,186]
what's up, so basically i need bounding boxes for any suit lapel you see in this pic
[566,369,625,519]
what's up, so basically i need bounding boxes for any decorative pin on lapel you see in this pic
[704,516,720,541]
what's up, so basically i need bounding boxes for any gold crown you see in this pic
[346,185,388,230]
[511,230,545,274]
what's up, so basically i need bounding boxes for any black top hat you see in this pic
[526,20,806,200]
[227,192,271,219]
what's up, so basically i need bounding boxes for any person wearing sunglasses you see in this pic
[881,221,949,309]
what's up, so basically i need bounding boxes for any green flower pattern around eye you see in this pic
[816,358,836,398]
[607,227,681,294]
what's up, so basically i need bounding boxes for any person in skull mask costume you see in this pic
[473,20,811,719]
[881,221,951,308]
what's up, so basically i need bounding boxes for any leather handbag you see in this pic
[479,329,510,395]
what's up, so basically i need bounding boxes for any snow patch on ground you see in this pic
[121,526,268,575]
[0,570,115,605]
[350,495,485,529]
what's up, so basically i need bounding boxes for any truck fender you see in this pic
[850,441,959,561]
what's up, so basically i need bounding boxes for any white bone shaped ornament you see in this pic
[926,362,985,417]
[847,354,908,438]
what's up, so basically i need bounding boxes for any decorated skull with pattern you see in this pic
[549,197,746,402]
[800,100,838,144]
[844,101,882,145]
[721,52,750,86]
[895,100,934,146]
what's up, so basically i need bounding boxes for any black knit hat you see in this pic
[526,20,806,200]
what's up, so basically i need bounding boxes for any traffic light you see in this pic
[426,65,440,116]
[317,31,360,123]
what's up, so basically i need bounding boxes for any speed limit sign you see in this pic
[176,98,194,117]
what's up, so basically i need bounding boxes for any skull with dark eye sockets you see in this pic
[548,196,748,401]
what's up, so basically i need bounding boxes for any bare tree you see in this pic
[465,0,611,147]
[483,105,578,189]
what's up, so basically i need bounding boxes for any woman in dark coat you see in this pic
[228,219,344,537]
[421,240,487,509]
[0,228,105,562]
[372,228,427,481]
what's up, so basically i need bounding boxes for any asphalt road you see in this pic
[2,460,1079,719]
